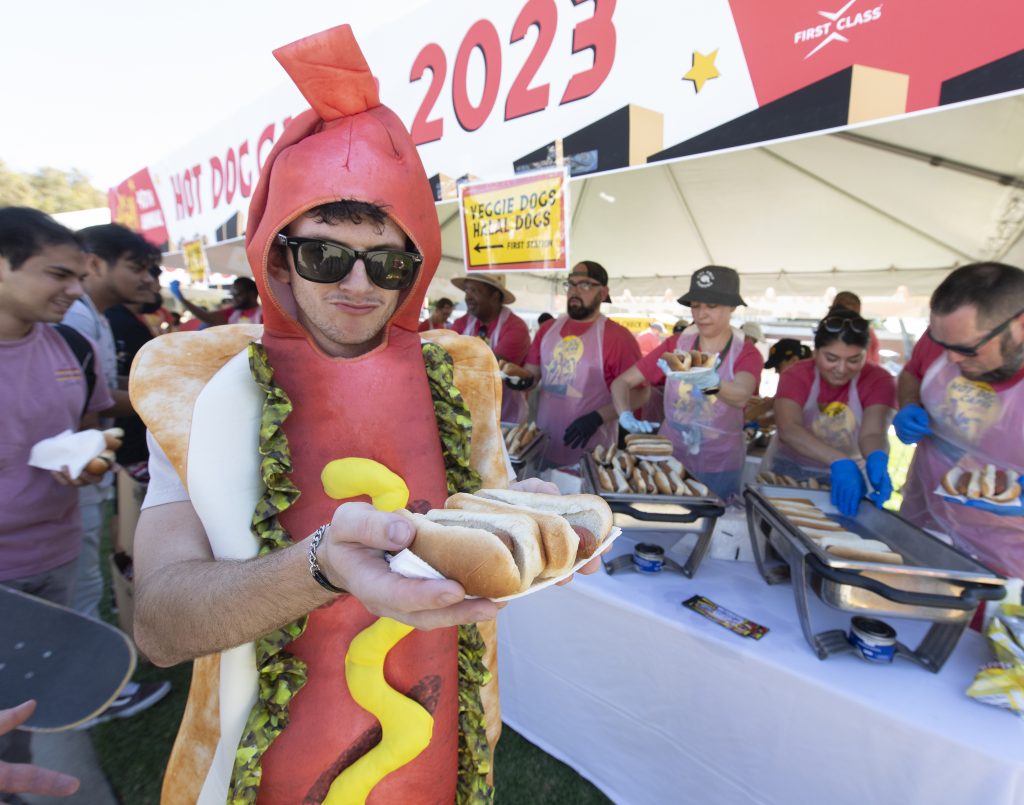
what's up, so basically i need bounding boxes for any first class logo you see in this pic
[695,270,714,288]
[793,0,884,60]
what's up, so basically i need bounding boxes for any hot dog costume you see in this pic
[129,26,507,804]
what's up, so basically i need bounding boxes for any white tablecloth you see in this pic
[496,530,1024,805]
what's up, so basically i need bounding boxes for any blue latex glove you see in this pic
[830,458,867,516]
[618,410,658,434]
[690,367,721,392]
[865,450,892,508]
[169,279,184,301]
[893,403,931,445]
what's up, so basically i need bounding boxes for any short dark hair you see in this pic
[78,223,160,267]
[233,277,258,295]
[434,297,453,308]
[538,312,554,324]
[0,207,81,269]
[814,306,870,350]
[300,200,416,251]
[931,262,1024,326]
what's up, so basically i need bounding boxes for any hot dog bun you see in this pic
[446,492,579,578]
[403,510,543,597]
[468,488,614,564]
[662,352,690,372]
[499,361,532,380]
[942,465,1019,503]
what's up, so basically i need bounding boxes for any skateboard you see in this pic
[0,586,136,731]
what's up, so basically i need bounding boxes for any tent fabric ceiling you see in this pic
[170,93,1024,317]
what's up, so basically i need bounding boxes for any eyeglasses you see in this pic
[820,316,869,334]
[276,234,421,290]
[926,307,1024,357]
[563,279,602,292]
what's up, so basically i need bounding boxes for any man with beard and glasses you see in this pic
[503,260,642,468]
[895,262,1024,579]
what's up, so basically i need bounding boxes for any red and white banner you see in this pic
[112,0,1024,251]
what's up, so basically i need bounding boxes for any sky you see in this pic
[1,1,428,190]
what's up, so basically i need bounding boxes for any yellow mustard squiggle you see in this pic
[324,618,433,804]
[319,457,429,804]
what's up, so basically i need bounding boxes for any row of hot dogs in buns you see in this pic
[399,489,614,598]
[589,443,710,497]
[941,465,1021,503]
[661,350,716,372]
[756,471,831,491]
[503,421,541,457]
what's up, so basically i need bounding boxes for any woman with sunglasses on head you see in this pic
[762,307,896,515]
[612,266,763,502]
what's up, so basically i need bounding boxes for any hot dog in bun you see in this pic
[399,490,614,598]
[942,465,1020,503]
[661,350,715,373]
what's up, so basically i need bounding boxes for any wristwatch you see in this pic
[308,524,345,594]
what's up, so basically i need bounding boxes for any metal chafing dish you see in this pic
[580,453,726,577]
[501,422,547,480]
[745,484,1007,671]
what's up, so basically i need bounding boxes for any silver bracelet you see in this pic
[308,523,345,594]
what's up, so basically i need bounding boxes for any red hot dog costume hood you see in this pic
[129,25,508,804]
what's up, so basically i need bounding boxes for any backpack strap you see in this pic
[53,323,97,418]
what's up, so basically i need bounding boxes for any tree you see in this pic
[0,160,106,212]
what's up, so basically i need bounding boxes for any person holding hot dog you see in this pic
[895,262,1024,579]
[501,261,643,469]
[611,266,763,501]
[449,273,531,424]
[760,308,896,516]
[129,26,598,804]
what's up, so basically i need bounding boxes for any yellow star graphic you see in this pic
[683,49,720,93]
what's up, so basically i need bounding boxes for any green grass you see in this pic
[91,526,607,803]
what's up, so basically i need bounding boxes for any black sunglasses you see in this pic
[927,307,1024,357]
[820,316,869,334]
[276,234,421,290]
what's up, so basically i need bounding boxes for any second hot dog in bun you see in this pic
[942,465,1021,503]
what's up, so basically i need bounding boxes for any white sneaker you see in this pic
[75,680,171,729]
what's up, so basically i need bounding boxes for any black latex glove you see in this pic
[563,410,604,448]
[504,374,535,391]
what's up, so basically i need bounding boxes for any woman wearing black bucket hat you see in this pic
[611,266,763,501]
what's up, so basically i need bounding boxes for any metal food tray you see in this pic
[501,423,547,478]
[744,484,1007,671]
[580,453,725,577]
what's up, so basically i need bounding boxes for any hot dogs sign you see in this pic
[113,0,1024,252]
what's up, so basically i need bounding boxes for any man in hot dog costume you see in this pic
[610,266,763,501]
[895,262,1024,580]
[131,26,522,804]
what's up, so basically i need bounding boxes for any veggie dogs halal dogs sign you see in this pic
[111,0,1024,248]
[459,170,568,271]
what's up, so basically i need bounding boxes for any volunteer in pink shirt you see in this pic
[895,262,1024,579]
[762,308,896,515]
[612,265,763,501]
[449,274,531,423]
[505,261,642,468]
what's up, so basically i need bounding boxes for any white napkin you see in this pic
[28,429,106,479]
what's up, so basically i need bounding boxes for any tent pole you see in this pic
[664,164,714,264]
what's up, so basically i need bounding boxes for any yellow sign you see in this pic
[182,239,207,282]
[609,316,653,335]
[459,169,567,272]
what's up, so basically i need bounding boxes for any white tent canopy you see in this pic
[166,92,1024,320]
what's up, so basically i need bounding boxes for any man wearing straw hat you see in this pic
[450,273,531,424]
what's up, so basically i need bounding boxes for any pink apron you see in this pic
[537,314,617,467]
[463,308,527,425]
[762,365,864,481]
[900,353,1024,577]
[659,327,746,486]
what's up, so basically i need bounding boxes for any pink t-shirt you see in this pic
[527,317,642,388]
[453,309,532,364]
[636,332,764,389]
[777,358,896,409]
[0,324,114,581]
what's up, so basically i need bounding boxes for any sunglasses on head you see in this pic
[926,307,1024,357]
[276,234,421,290]
[820,316,869,334]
